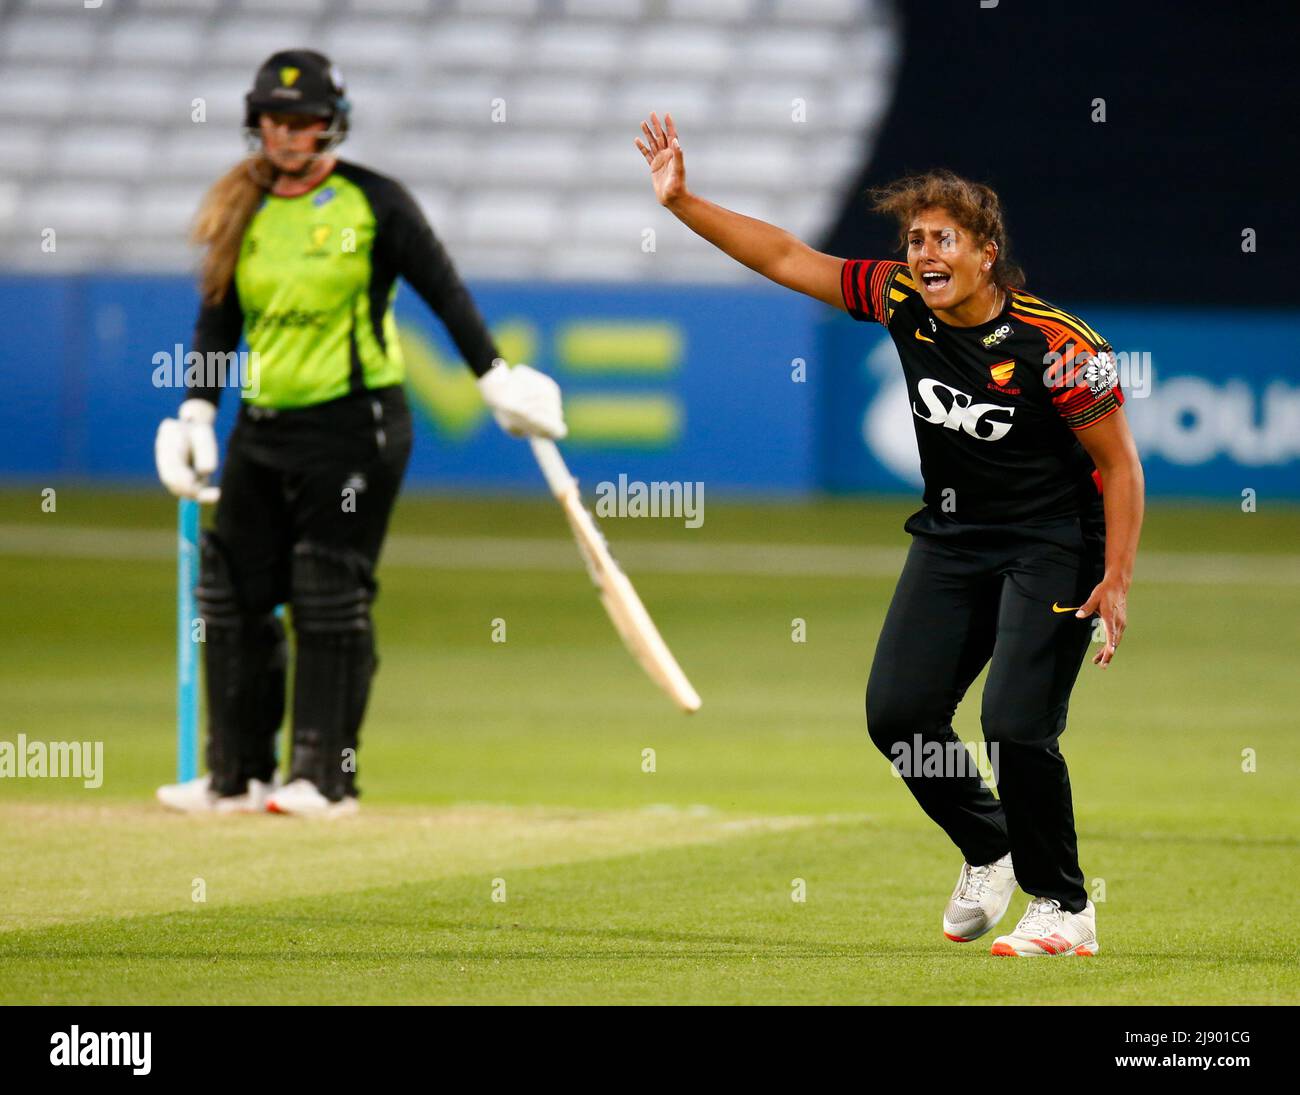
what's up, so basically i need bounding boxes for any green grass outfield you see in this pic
[0,487,1297,1004]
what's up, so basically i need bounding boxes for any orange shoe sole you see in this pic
[990,940,1099,957]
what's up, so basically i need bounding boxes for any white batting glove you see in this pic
[155,398,221,503]
[477,359,568,440]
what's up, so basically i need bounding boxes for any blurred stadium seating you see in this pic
[0,0,898,280]
[1,0,1295,501]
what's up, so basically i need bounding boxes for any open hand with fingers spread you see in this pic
[635,111,686,208]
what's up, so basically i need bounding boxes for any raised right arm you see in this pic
[636,112,846,311]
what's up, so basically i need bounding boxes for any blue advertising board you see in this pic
[1,275,1298,499]
[0,276,817,493]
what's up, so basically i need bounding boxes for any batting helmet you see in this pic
[243,49,350,153]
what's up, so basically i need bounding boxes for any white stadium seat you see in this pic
[811,133,872,181]
[21,0,101,10]
[564,0,645,19]
[611,80,717,128]
[81,70,187,126]
[0,68,78,121]
[454,0,542,17]
[526,24,630,73]
[634,26,735,74]
[0,127,46,175]
[104,18,209,67]
[135,0,225,11]
[507,76,608,127]
[112,239,200,271]
[27,183,130,238]
[0,0,896,278]
[570,193,662,245]
[182,70,262,128]
[368,131,479,186]
[741,27,841,75]
[410,187,453,230]
[480,132,584,187]
[324,20,424,71]
[725,77,833,126]
[343,0,434,13]
[773,0,871,22]
[343,82,413,134]
[548,242,650,281]
[687,138,801,191]
[449,244,546,280]
[665,0,754,23]
[51,127,157,181]
[236,0,333,14]
[2,16,99,64]
[585,136,654,187]
[425,20,524,68]
[134,186,206,239]
[416,76,512,126]
[156,129,248,182]
[461,191,559,245]
[209,19,326,68]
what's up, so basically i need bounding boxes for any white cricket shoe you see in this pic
[991,897,1099,957]
[265,778,359,818]
[214,775,280,815]
[156,774,217,813]
[943,852,1018,942]
[158,774,282,814]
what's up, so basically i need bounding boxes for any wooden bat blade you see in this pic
[530,437,701,713]
[559,491,701,713]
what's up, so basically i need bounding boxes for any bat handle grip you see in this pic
[529,437,575,498]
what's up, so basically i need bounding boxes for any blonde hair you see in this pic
[192,156,272,304]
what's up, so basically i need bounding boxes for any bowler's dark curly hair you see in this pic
[870,170,1025,290]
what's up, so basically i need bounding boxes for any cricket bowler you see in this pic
[636,111,1144,957]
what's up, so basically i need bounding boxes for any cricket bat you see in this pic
[530,438,702,714]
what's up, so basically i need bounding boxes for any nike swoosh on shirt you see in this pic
[1052,603,1082,613]
[914,329,935,343]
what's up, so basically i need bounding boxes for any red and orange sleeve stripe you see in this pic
[1011,300,1124,431]
[841,259,911,326]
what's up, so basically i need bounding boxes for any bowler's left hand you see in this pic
[1076,578,1128,668]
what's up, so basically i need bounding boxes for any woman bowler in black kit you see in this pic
[637,111,1143,957]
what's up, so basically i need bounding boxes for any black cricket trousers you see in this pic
[204,384,412,797]
[215,384,412,614]
[865,509,1105,913]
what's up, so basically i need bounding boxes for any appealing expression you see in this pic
[906,207,997,313]
[259,112,328,173]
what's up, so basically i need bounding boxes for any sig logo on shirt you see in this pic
[912,378,1016,441]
